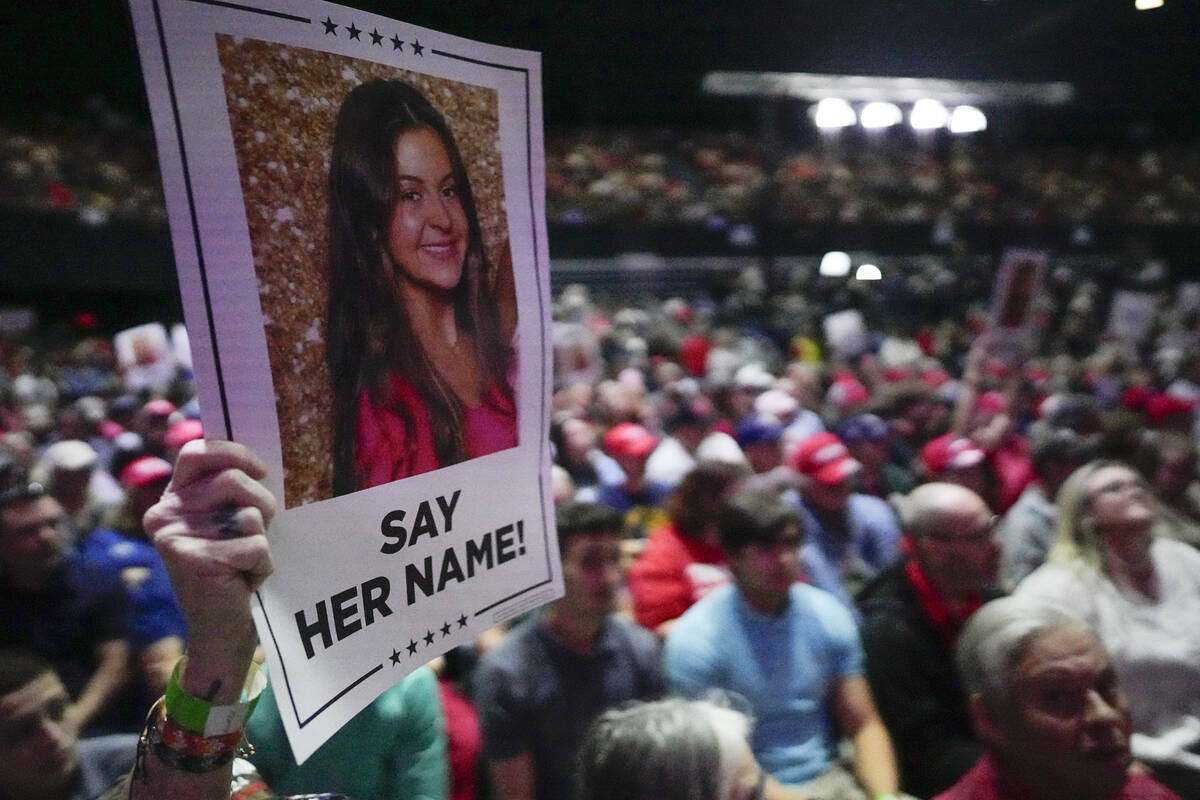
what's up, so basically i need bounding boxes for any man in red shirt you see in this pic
[937,597,1179,800]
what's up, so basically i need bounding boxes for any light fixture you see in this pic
[910,99,949,130]
[949,105,988,133]
[860,102,903,129]
[855,264,883,280]
[812,98,856,129]
[1135,0,1163,9]
[819,251,852,277]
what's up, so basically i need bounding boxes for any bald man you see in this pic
[857,483,1003,799]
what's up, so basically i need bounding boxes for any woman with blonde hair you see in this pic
[1015,459,1200,797]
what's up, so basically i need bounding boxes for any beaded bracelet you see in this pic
[142,699,248,773]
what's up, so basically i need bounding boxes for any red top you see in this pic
[438,677,482,800]
[904,556,984,649]
[987,434,1034,513]
[933,755,1180,800]
[678,334,713,377]
[355,372,517,488]
[628,522,731,630]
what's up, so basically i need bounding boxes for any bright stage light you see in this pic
[910,99,949,130]
[949,105,988,133]
[1135,0,1163,9]
[855,264,883,281]
[813,98,856,129]
[819,251,852,277]
[860,102,903,129]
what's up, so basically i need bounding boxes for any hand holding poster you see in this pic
[127,0,557,761]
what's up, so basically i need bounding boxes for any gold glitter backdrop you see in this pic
[216,36,509,506]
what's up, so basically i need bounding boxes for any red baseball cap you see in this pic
[118,455,173,489]
[921,433,986,473]
[976,391,1009,415]
[142,399,177,417]
[826,377,870,410]
[602,423,659,459]
[789,432,861,485]
[1145,393,1198,423]
[165,419,204,449]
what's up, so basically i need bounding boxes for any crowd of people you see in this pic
[547,130,1200,228]
[6,108,1200,232]
[1,103,166,227]
[3,245,1200,800]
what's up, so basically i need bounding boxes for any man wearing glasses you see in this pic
[857,482,1003,799]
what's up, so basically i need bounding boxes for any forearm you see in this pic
[130,749,236,800]
[179,628,258,703]
[73,641,130,729]
[851,718,900,797]
[127,638,259,800]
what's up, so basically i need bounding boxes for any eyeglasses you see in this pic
[1088,476,1150,502]
[923,515,999,546]
[0,482,48,514]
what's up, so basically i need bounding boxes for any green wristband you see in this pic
[164,658,265,736]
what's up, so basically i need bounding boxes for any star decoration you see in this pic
[407,639,418,656]
[347,22,361,40]
[440,621,452,637]
[424,630,435,646]
[322,16,338,35]
[389,648,401,666]
[457,613,468,628]
[390,34,404,51]
[411,39,424,56]
[369,28,383,46]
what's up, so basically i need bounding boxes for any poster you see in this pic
[822,309,868,358]
[984,248,1047,368]
[1107,290,1157,345]
[128,0,558,761]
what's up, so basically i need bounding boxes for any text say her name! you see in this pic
[293,491,529,659]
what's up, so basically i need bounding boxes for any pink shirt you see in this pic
[355,372,517,488]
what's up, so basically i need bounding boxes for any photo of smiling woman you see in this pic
[327,80,518,494]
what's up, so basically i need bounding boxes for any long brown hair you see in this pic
[327,80,509,495]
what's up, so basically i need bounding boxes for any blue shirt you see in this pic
[787,491,901,608]
[79,529,188,650]
[665,583,863,785]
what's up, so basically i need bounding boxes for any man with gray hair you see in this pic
[936,596,1178,800]
[858,482,1002,798]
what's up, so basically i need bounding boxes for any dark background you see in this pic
[2,0,1197,334]
[3,0,1197,132]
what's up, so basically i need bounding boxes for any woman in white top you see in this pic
[1016,459,1200,798]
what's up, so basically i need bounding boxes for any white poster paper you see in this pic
[127,0,558,761]
[984,248,1047,368]
[823,309,868,358]
[1107,290,1157,345]
[114,321,177,393]
[1177,282,1200,315]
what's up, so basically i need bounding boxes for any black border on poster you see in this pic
[150,0,554,730]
